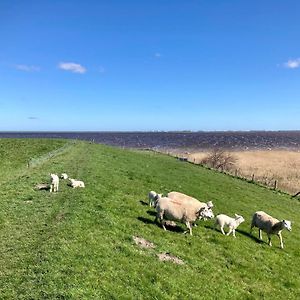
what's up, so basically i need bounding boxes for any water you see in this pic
[1,131,300,150]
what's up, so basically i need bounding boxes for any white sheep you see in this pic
[69,178,85,188]
[167,191,214,223]
[155,196,214,235]
[60,173,68,180]
[250,211,292,249]
[148,191,162,207]
[215,214,245,237]
[50,173,59,193]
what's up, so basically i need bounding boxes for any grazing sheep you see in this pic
[167,191,214,222]
[250,211,292,249]
[215,214,245,237]
[148,191,162,207]
[50,173,59,193]
[60,173,68,180]
[69,178,85,188]
[155,196,214,235]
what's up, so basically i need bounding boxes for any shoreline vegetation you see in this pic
[158,149,300,195]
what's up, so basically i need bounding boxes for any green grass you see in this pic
[0,139,300,299]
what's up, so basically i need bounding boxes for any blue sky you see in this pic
[0,0,300,131]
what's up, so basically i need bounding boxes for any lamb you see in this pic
[148,191,162,207]
[69,178,85,188]
[155,196,214,235]
[215,214,245,237]
[167,191,214,222]
[60,173,68,180]
[250,211,292,249]
[50,173,59,193]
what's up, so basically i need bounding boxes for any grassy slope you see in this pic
[0,140,299,299]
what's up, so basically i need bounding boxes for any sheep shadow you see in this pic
[235,229,264,244]
[137,216,185,233]
[146,210,157,217]
[139,200,148,206]
[204,225,264,244]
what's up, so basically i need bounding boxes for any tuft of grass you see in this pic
[0,140,300,299]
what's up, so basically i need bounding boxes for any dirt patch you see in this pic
[133,236,156,249]
[157,252,185,265]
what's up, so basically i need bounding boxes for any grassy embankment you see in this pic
[0,139,300,299]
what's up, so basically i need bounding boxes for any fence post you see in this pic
[274,180,277,190]
[251,174,255,182]
[235,169,238,177]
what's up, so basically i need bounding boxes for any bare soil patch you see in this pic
[157,252,185,265]
[133,236,156,249]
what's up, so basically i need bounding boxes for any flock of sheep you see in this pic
[49,173,85,192]
[47,174,292,249]
[148,191,292,249]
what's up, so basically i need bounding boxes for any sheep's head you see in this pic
[282,220,292,231]
[197,207,214,220]
[234,214,245,224]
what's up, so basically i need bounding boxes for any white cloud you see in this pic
[154,53,162,58]
[283,58,300,69]
[15,64,40,72]
[58,62,86,74]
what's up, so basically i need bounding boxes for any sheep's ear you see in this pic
[235,213,239,218]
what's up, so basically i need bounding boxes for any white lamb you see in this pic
[69,178,85,188]
[215,214,245,237]
[250,211,292,249]
[60,173,68,179]
[148,191,162,207]
[50,173,59,193]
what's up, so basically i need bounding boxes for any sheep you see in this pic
[69,178,85,188]
[250,211,292,249]
[60,173,68,180]
[148,191,162,207]
[215,214,245,237]
[155,196,214,236]
[167,191,214,223]
[50,173,59,193]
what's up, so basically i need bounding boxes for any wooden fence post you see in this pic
[274,180,277,190]
[251,174,255,182]
[235,169,238,177]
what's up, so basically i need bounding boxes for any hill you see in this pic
[0,139,299,299]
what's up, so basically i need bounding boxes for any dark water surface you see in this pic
[1,131,300,150]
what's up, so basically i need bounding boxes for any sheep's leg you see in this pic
[50,184,53,193]
[226,227,233,236]
[220,226,226,235]
[232,229,236,238]
[258,229,262,240]
[162,222,167,231]
[278,232,283,249]
[267,234,272,247]
[185,221,193,236]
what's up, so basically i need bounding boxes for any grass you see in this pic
[0,140,300,299]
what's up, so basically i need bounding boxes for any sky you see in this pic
[0,0,300,131]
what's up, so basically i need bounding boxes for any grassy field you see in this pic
[0,139,300,299]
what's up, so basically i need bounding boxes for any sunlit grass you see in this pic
[0,140,299,299]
